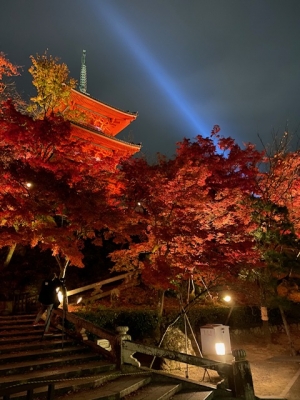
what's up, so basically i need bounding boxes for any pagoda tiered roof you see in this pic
[68,89,140,157]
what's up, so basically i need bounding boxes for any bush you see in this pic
[76,308,160,340]
[75,304,300,341]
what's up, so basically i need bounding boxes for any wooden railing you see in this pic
[118,332,256,400]
[52,308,118,362]
[67,272,139,304]
[50,312,256,400]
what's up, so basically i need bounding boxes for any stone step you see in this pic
[0,323,44,332]
[0,314,35,321]
[171,390,215,399]
[0,325,46,335]
[0,337,75,354]
[0,344,88,364]
[54,373,153,400]
[123,382,182,400]
[0,331,62,344]
[0,351,101,375]
[0,360,116,389]
[2,370,122,400]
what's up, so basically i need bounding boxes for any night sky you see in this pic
[1,0,300,158]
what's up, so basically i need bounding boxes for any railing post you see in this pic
[26,388,33,399]
[231,349,255,399]
[116,326,140,369]
[47,383,55,400]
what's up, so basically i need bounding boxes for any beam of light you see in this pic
[95,3,208,137]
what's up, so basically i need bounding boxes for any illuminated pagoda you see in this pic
[69,50,141,157]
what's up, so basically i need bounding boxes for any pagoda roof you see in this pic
[71,121,141,156]
[70,89,138,136]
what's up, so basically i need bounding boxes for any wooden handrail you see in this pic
[122,340,232,376]
[67,272,134,297]
[52,308,118,361]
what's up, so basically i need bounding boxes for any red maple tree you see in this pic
[111,134,264,292]
[0,100,124,272]
[0,53,128,275]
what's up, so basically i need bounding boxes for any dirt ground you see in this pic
[167,329,300,398]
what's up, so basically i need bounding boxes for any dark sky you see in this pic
[1,0,300,158]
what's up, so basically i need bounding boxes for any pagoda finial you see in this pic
[79,49,89,95]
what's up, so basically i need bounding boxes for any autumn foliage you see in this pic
[0,52,19,94]
[3,51,300,304]
[111,134,264,289]
[0,99,126,267]
[0,53,125,270]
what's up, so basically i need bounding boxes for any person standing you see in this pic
[33,273,61,332]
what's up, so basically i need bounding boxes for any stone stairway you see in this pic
[0,314,233,400]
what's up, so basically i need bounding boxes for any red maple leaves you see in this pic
[111,134,264,289]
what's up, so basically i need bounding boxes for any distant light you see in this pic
[223,295,231,303]
[77,296,82,304]
[137,202,141,206]
[25,182,32,188]
[215,342,226,355]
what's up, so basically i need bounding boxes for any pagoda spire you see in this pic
[79,49,89,95]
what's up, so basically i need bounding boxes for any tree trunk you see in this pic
[279,305,296,356]
[1,243,17,270]
[157,289,165,318]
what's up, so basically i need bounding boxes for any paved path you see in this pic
[280,367,300,400]
[267,356,300,400]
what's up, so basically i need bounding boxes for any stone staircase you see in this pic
[0,314,234,400]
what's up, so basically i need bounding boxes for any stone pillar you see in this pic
[115,326,140,369]
[232,349,255,400]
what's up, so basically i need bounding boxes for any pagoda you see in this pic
[69,50,141,157]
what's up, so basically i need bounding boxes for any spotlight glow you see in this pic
[96,3,207,137]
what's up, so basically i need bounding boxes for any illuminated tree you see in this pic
[242,131,300,346]
[0,52,128,275]
[0,101,122,275]
[27,52,88,125]
[111,134,264,303]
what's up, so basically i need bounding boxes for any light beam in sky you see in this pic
[96,3,208,138]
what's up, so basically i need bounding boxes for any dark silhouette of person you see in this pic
[33,273,61,331]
